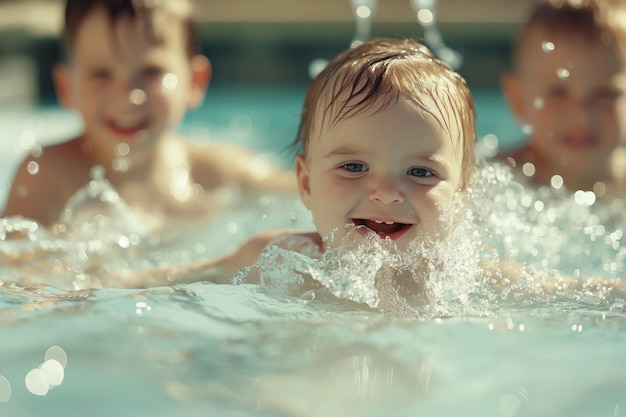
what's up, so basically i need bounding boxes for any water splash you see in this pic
[234,164,626,317]
[308,0,378,79]
[410,0,463,69]
[56,165,158,241]
[350,0,378,48]
[237,196,494,318]
[469,162,626,300]
[0,166,162,289]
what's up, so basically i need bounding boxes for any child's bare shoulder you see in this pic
[180,138,295,193]
[612,146,626,169]
[3,138,92,224]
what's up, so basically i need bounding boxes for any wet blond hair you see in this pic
[61,0,199,59]
[294,37,477,187]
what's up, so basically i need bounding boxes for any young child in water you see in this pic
[1,0,295,228]
[182,36,476,281]
[497,0,626,196]
[111,37,623,306]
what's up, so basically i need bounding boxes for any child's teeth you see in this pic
[385,221,394,225]
[374,220,383,224]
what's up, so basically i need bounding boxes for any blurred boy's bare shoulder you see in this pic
[181,138,296,194]
[2,138,93,226]
[608,146,626,196]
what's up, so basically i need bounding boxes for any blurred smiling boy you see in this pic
[497,0,626,196]
[2,0,295,228]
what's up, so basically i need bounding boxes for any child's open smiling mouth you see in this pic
[107,120,150,138]
[351,218,413,240]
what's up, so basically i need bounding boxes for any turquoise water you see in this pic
[2,86,625,417]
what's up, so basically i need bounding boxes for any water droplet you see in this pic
[593,181,606,197]
[226,221,238,234]
[45,346,68,368]
[522,162,536,177]
[574,190,596,206]
[0,375,11,402]
[90,165,106,181]
[355,5,371,18]
[129,88,147,105]
[118,235,130,248]
[258,195,270,207]
[521,124,533,135]
[194,243,206,254]
[308,58,329,79]
[541,41,555,53]
[112,157,130,173]
[556,68,570,79]
[350,40,364,48]
[483,133,499,150]
[550,175,563,189]
[20,130,36,150]
[417,9,434,25]
[25,369,49,396]
[162,73,178,90]
[135,301,152,315]
[115,143,130,157]
[40,360,64,387]
[533,96,544,109]
[26,161,39,175]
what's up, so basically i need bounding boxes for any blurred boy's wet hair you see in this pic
[511,0,626,73]
[61,0,200,59]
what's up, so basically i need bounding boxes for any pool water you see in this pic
[1,85,625,417]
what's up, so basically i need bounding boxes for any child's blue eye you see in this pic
[343,163,366,172]
[408,167,433,177]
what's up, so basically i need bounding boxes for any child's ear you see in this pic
[501,71,526,123]
[52,63,74,109]
[188,55,211,109]
[295,154,312,209]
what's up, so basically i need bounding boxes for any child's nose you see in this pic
[568,95,594,112]
[112,80,147,106]
[368,177,405,204]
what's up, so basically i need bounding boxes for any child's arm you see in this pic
[111,229,300,288]
[2,156,61,227]
[188,141,297,194]
[486,259,626,300]
[3,140,88,227]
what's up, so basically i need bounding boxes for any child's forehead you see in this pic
[70,3,189,50]
[521,27,623,70]
[74,5,187,53]
[520,16,617,57]
[310,93,464,159]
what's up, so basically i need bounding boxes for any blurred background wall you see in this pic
[0,0,536,107]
